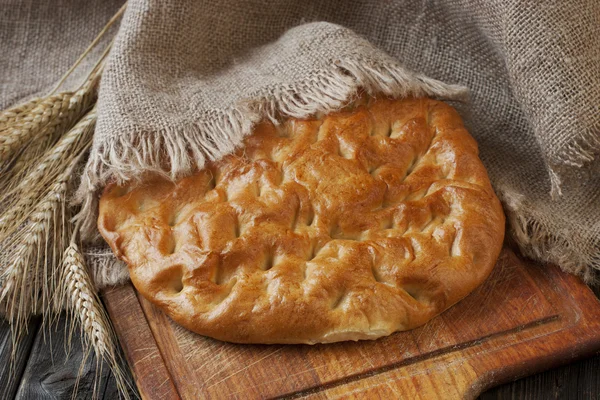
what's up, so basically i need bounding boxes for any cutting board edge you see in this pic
[103,284,181,400]
[103,249,600,400]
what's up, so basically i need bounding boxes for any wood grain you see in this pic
[14,313,127,400]
[104,248,600,399]
[0,317,40,399]
[103,283,180,399]
[480,354,600,400]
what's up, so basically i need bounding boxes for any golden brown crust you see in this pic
[98,97,505,344]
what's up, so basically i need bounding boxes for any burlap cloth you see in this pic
[2,0,599,285]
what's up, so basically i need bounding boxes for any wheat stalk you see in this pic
[0,97,41,130]
[0,196,61,333]
[0,69,99,168]
[0,109,96,242]
[62,244,130,400]
[0,157,79,331]
[0,93,72,161]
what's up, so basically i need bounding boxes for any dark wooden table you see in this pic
[1,293,599,400]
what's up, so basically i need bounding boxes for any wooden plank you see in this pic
[0,317,40,399]
[480,353,600,399]
[102,283,180,400]
[14,313,126,400]
[104,248,600,399]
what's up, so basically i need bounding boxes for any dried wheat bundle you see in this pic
[0,104,130,397]
[0,72,100,190]
[0,133,91,332]
[0,109,97,243]
[0,4,130,398]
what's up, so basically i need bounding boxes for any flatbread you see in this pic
[98,97,505,344]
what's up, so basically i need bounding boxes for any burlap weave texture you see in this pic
[2,0,599,283]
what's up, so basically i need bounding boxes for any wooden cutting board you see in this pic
[103,248,600,399]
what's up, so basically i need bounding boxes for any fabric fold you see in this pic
[80,22,468,194]
[58,0,600,283]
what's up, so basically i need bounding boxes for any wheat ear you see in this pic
[0,186,64,336]
[0,97,42,130]
[0,93,72,162]
[0,69,99,168]
[0,109,96,242]
[0,150,87,333]
[62,244,131,400]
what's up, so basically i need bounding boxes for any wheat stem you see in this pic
[50,2,126,95]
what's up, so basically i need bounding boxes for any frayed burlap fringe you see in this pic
[561,130,600,169]
[549,130,600,198]
[76,57,468,240]
[500,187,600,284]
[83,247,129,289]
[75,55,600,287]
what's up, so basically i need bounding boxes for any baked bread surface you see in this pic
[98,97,505,344]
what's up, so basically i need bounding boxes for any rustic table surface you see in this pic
[1,285,599,399]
